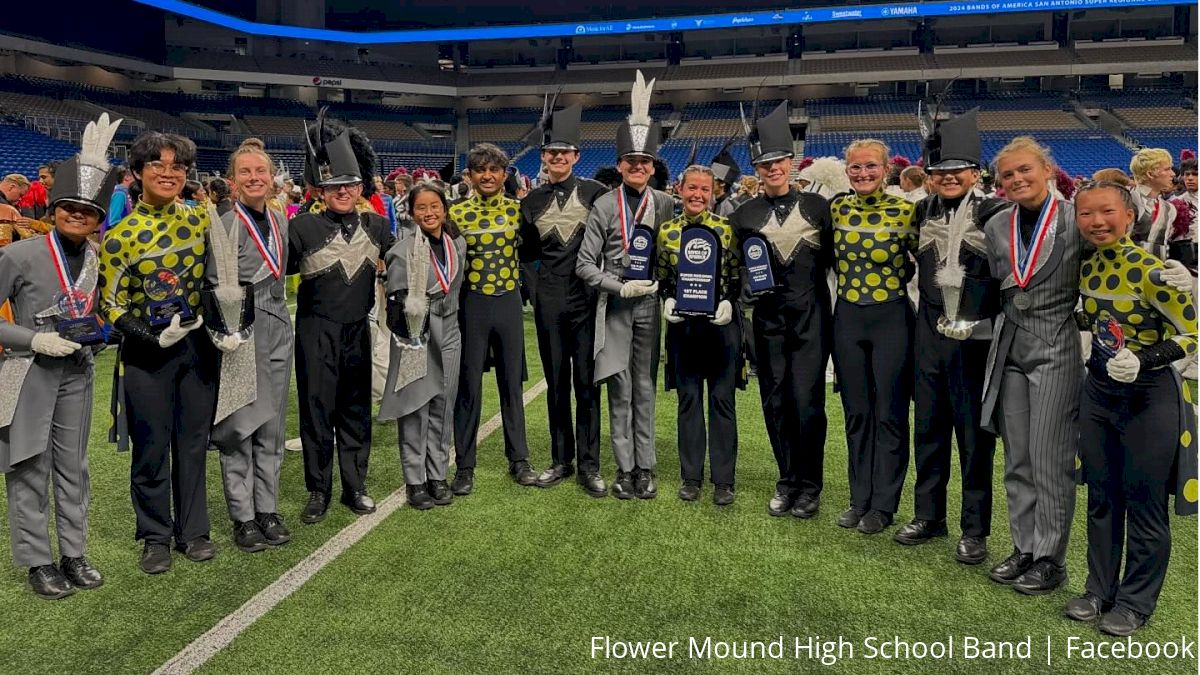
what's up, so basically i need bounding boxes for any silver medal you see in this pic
[1012,293,1031,310]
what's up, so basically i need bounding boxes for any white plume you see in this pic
[802,157,851,197]
[79,113,122,169]
[628,69,655,127]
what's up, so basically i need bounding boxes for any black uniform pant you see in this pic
[670,319,740,486]
[1080,367,1178,617]
[911,304,995,535]
[833,298,913,514]
[455,290,529,470]
[532,273,600,472]
[295,313,372,497]
[123,331,217,545]
[754,302,830,497]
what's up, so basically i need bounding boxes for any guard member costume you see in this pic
[518,104,608,493]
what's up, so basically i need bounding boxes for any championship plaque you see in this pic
[742,234,776,294]
[674,225,721,317]
[622,225,655,281]
[144,268,194,328]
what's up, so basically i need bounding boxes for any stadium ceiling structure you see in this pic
[139,0,1192,44]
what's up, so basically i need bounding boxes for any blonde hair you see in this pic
[739,175,759,195]
[2,173,30,187]
[993,136,1053,170]
[226,138,275,179]
[844,139,890,164]
[900,166,927,184]
[1091,168,1133,188]
[1129,148,1173,183]
[679,164,716,184]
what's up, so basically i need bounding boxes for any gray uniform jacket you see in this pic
[0,236,97,473]
[576,186,674,382]
[378,229,466,420]
[980,198,1084,431]
[207,205,292,444]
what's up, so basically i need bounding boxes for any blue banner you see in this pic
[139,0,1193,45]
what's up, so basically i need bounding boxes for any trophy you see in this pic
[622,225,656,281]
[144,268,194,328]
[54,289,106,346]
[742,234,776,294]
[674,224,721,317]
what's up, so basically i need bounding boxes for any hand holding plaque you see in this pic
[144,268,194,329]
[674,224,721,318]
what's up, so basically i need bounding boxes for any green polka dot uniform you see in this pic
[830,189,917,305]
[654,210,740,299]
[1079,238,1198,358]
[449,193,522,296]
[98,201,210,324]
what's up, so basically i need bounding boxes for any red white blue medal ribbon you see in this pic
[234,202,283,279]
[616,188,650,252]
[45,230,93,319]
[1009,197,1057,289]
[431,236,455,295]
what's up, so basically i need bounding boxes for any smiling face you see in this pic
[617,155,653,191]
[541,149,579,183]
[410,188,445,237]
[678,171,713,217]
[754,156,793,196]
[233,152,272,206]
[52,202,101,241]
[996,149,1052,210]
[135,147,189,206]
[1075,185,1134,247]
[468,162,506,198]
[930,167,979,200]
[322,182,363,214]
[845,147,887,195]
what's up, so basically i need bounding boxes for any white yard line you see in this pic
[154,378,549,675]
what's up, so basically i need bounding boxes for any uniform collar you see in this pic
[682,210,710,225]
[471,192,507,208]
[1097,235,1133,255]
[850,188,888,207]
[134,199,179,219]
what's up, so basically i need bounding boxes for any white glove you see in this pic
[936,323,972,341]
[711,300,733,326]
[1181,357,1198,381]
[1161,259,1196,293]
[1080,331,1093,363]
[211,332,245,354]
[158,313,203,349]
[663,297,684,324]
[619,280,658,299]
[1106,348,1140,383]
[30,332,81,357]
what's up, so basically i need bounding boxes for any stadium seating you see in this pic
[0,124,85,177]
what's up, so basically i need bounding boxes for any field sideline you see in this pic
[0,317,1195,674]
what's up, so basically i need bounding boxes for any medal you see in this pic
[1012,292,1031,310]
[431,236,455,295]
[45,231,105,345]
[234,202,283,279]
[1009,198,1056,289]
[616,187,650,252]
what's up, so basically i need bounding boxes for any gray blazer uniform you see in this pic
[981,198,1084,564]
[576,187,674,382]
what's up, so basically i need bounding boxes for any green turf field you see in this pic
[0,317,1195,674]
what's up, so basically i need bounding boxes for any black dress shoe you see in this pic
[233,520,269,553]
[139,543,172,575]
[678,480,701,502]
[406,484,435,510]
[612,471,636,500]
[1064,593,1108,622]
[451,468,475,496]
[857,510,893,534]
[28,565,75,599]
[893,519,947,545]
[989,550,1034,584]
[577,471,607,498]
[59,556,103,589]
[713,484,735,506]
[633,468,657,499]
[955,536,988,565]
[536,463,574,488]
[342,491,376,515]
[427,480,453,505]
[837,507,866,528]
[255,512,291,545]
[1013,559,1067,595]
[301,491,329,524]
[509,461,539,487]
[1098,605,1147,637]
[767,490,796,517]
[790,495,820,519]
[177,537,217,562]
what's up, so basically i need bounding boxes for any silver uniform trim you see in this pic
[761,202,820,265]
[535,188,589,244]
[298,225,378,284]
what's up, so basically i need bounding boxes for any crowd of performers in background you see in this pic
[0,72,1196,642]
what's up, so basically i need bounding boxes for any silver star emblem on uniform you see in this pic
[761,203,819,264]
[298,225,379,284]
[535,188,589,244]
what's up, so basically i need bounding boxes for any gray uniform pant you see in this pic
[605,296,660,473]
[5,370,92,567]
[996,323,1080,565]
[399,392,453,485]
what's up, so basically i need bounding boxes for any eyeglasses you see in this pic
[846,163,884,176]
[322,183,362,194]
[144,160,189,175]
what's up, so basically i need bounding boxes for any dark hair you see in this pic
[1182,159,1198,175]
[128,131,197,178]
[114,166,130,182]
[466,143,510,171]
[207,177,231,201]
[182,180,204,201]
[39,160,60,175]
[1075,180,1136,211]
[593,165,621,189]
[406,182,459,238]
